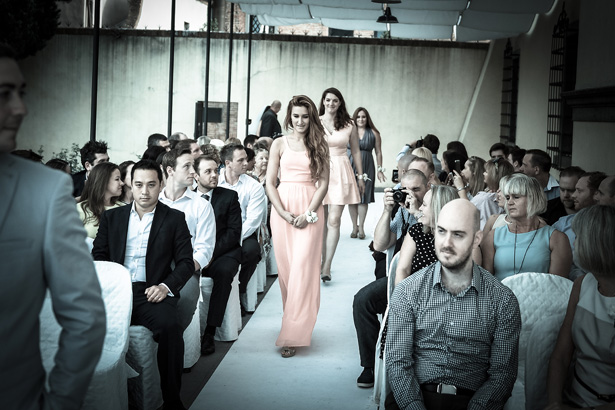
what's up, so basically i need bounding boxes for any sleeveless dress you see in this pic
[347,128,376,204]
[493,224,555,281]
[566,273,615,406]
[270,136,325,347]
[322,121,360,206]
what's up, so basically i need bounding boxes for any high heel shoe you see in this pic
[350,226,358,238]
[281,346,296,358]
[321,271,331,282]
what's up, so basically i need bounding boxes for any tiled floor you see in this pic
[189,194,385,410]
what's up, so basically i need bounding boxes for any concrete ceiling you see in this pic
[234,0,557,41]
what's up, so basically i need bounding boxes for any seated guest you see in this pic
[446,140,469,158]
[440,149,468,184]
[521,149,566,224]
[252,145,269,186]
[77,162,124,239]
[594,175,615,206]
[194,155,242,355]
[218,144,267,312]
[558,166,586,216]
[508,147,525,172]
[482,174,514,234]
[482,174,571,280]
[175,139,203,160]
[471,158,514,230]
[45,158,71,173]
[489,142,509,160]
[386,199,521,410]
[147,133,170,150]
[409,157,440,187]
[353,169,428,388]
[72,140,109,198]
[92,160,193,410]
[159,149,216,330]
[554,171,606,280]
[119,160,135,204]
[452,155,486,200]
[546,205,615,409]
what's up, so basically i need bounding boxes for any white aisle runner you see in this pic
[191,194,385,410]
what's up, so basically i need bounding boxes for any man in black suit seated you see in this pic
[194,154,243,355]
[92,159,194,410]
[72,139,109,197]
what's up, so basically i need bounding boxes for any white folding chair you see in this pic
[200,273,243,342]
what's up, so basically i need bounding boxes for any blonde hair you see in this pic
[425,185,459,233]
[502,174,547,217]
[484,158,514,191]
[572,205,615,277]
[284,95,330,180]
[412,147,433,162]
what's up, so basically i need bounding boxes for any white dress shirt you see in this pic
[219,171,267,241]
[124,203,155,283]
[159,187,216,269]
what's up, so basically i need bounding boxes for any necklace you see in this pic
[513,222,540,274]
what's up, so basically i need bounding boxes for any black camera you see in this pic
[391,188,407,203]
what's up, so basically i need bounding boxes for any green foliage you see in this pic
[0,0,60,59]
[38,143,84,172]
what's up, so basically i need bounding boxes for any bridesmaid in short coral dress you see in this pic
[266,95,330,358]
[319,87,364,282]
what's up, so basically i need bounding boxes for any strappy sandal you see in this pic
[281,346,296,358]
[320,271,331,282]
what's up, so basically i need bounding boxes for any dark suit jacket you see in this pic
[92,202,194,296]
[209,187,242,262]
[260,108,281,137]
[72,169,86,197]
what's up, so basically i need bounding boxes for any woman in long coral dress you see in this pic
[266,95,330,358]
[319,87,365,282]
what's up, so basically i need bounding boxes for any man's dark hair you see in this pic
[131,159,163,183]
[423,134,440,154]
[580,171,607,193]
[142,145,166,162]
[244,134,258,147]
[161,148,192,178]
[489,142,510,157]
[509,147,526,166]
[245,147,255,162]
[526,149,552,173]
[220,144,245,165]
[0,43,17,59]
[80,140,108,167]
[175,138,198,153]
[560,166,585,180]
[147,133,167,148]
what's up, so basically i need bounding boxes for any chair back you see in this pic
[93,261,133,357]
[501,272,572,410]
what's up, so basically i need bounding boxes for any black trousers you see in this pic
[131,283,184,406]
[239,233,261,293]
[353,277,388,368]
[202,255,240,328]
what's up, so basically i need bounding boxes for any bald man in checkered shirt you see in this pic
[385,199,521,410]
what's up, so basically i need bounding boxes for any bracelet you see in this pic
[356,173,371,182]
[305,210,318,224]
[457,184,469,192]
[377,166,385,173]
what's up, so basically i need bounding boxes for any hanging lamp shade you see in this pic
[372,0,402,4]
[377,7,399,24]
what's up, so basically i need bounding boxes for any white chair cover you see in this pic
[126,326,162,410]
[200,275,243,342]
[525,314,567,410]
[256,258,267,293]
[501,272,572,410]
[244,269,259,312]
[39,261,133,410]
[373,252,400,408]
[183,301,202,369]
